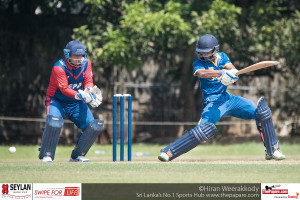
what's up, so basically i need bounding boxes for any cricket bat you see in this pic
[236,61,280,76]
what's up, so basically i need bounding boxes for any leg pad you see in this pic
[71,120,104,159]
[160,122,217,161]
[256,97,280,156]
[39,115,64,160]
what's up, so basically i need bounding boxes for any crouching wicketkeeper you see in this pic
[39,40,103,163]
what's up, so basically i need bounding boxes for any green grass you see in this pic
[1,143,300,183]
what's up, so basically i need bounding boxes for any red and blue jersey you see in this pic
[46,58,94,103]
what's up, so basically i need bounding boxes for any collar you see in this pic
[210,53,221,66]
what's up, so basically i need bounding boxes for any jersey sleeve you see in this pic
[192,61,205,76]
[52,66,78,98]
[83,60,94,89]
[221,53,231,68]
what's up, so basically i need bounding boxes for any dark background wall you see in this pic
[0,15,86,117]
[0,15,87,143]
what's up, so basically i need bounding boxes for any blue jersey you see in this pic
[192,52,231,99]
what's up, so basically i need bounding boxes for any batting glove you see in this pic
[220,69,239,86]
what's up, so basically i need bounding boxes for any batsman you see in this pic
[158,34,285,162]
[39,40,103,163]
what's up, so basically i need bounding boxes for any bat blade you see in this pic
[236,61,279,76]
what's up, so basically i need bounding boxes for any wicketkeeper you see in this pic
[158,34,285,162]
[39,40,103,163]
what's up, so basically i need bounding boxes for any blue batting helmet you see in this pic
[195,34,219,62]
[64,40,87,67]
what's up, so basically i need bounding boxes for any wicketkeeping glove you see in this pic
[87,85,103,108]
[75,88,96,104]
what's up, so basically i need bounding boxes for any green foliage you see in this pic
[264,10,300,132]
[269,11,300,67]
[73,0,241,68]
[121,1,189,49]
[74,0,191,69]
[189,0,241,44]
[120,0,190,58]
[72,0,300,135]
[73,0,242,70]
[2,0,300,137]
[74,0,242,68]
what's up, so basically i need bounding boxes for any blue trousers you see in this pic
[200,92,257,124]
[46,97,94,130]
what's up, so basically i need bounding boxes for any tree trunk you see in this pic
[180,44,197,122]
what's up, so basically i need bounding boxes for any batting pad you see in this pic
[160,122,217,161]
[71,120,104,159]
[39,115,64,160]
[256,96,279,156]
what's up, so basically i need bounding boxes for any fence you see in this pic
[0,116,298,145]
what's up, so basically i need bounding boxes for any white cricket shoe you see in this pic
[265,150,286,160]
[158,152,170,162]
[42,156,53,163]
[69,156,90,162]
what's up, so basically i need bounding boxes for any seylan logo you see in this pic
[2,184,8,194]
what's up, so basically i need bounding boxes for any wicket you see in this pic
[113,94,132,162]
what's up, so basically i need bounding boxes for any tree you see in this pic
[73,0,241,121]
[267,11,300,135]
